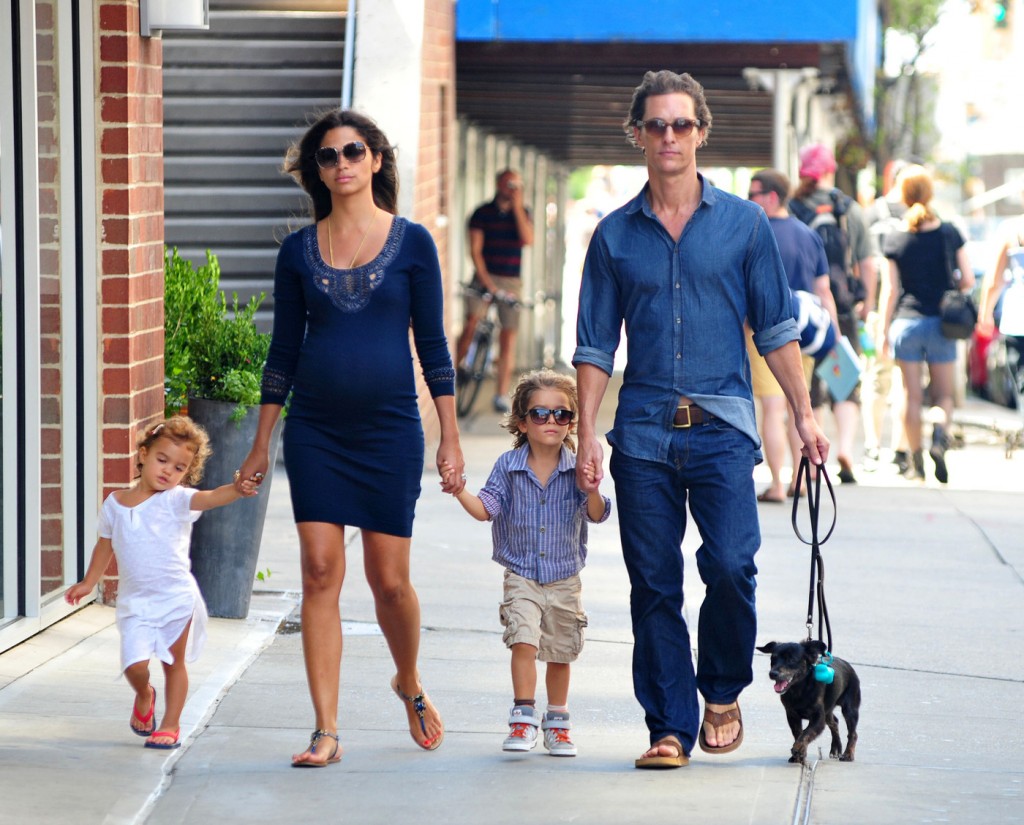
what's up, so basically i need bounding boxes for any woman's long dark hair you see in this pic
[284,109,399,220]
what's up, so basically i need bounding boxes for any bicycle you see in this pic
[455,285,530,418]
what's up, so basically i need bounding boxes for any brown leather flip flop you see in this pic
[635,735,689,769]
[698,703,743,755]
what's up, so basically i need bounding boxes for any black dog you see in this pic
[756,640,860,764]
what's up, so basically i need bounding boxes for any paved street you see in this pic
[1,389,1022,824]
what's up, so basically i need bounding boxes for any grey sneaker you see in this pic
[541,711,577,757]
[493,395,511,414]
[502,705,539,752]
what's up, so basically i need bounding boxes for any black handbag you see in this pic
[938,223,976,340]
[939,290,977,339]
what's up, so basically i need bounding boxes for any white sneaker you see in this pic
[502,705,539,752]
[542,711,577,757]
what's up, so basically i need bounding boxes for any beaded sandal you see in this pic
[291,729,341,768]
[390,676,444,751]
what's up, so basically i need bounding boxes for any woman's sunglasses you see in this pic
[526,407,575,426]
[314,142,367,169]
[635,117,702,137]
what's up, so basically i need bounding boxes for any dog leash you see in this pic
[790,456,837,654]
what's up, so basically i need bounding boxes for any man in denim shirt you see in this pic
[573,70,829,769]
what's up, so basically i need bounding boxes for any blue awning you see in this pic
[457,0,858,43]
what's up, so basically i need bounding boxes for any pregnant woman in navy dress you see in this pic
[239,109,466,766]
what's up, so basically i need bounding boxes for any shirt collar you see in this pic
[507,444,576,474]
[625,173,718,218]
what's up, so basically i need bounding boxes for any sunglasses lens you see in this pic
[527,408,574,425]
[315,143,367,168]
[673,119,694,136]
[641,119,667,136]
[314,147,338,168]
[342,141,367,162]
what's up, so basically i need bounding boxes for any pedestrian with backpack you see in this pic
[790,143,877,484]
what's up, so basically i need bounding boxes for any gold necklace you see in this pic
[328,208,378,270]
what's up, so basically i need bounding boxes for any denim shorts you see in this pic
[889,315,956,364]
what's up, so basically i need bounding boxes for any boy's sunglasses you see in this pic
[314,142,367,168]
[526,407,575,426]
[635,117,702,137]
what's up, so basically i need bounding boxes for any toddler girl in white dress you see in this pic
[65,416,260,749]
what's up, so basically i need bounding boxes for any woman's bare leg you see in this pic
[363,529,443,747]
[292,522,346,765]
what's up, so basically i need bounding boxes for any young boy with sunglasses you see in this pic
[444,369,610,756]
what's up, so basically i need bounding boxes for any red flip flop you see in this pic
[144,728,181,750]
[130,685,156,737]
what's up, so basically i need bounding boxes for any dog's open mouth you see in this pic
[773,679,791,694]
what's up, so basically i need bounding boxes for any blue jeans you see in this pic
[609,419,760,754]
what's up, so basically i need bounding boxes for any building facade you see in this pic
[0,0,460,653]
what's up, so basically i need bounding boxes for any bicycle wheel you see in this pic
[456,330,491,417]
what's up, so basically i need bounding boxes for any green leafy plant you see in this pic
[164,248,270,422]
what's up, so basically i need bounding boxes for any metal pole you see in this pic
[341,0,357,108]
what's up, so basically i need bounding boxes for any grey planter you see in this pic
[187,397,283,618]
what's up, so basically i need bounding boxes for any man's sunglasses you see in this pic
[526,407,575,426]
[635,117,702,137]
[314,142,368,168]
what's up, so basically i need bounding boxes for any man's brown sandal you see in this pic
[698,703,744,754]
[635,734,689,769]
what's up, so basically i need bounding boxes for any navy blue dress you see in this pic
[260,217,455,537]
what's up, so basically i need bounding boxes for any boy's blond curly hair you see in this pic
[501,369,578,452]
[135,415,212,487]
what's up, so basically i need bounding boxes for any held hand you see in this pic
[64,581,94,605]
[437,448,466,495]
[234,477,260,497]
[237,448,269,489]
[576,436,604,492]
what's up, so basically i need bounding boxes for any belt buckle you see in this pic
[674,404,692,429]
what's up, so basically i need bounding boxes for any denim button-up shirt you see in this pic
[573,178,797,464]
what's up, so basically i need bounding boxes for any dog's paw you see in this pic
[839,753,855,762]
[788,753,806,764]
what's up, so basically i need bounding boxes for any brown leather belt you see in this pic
[673,403,715,428]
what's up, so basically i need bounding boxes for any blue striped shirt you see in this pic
[477,445,611,584]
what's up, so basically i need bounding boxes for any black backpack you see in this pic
[790,189,866,314]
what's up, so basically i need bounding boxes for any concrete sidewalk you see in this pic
[2,393,1022,824]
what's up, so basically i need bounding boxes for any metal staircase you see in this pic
[162,0,347,324]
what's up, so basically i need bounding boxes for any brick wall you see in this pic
[96,1,166,602]
[35,1,63,594]
[415,0,456,433]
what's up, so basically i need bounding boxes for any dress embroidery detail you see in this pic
[303,217,405,313]
[261,366,291,401]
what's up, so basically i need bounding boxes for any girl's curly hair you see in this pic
[136,415,212,487]
[501,369,579,452]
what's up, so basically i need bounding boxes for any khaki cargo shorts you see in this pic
[499,569,588,664]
